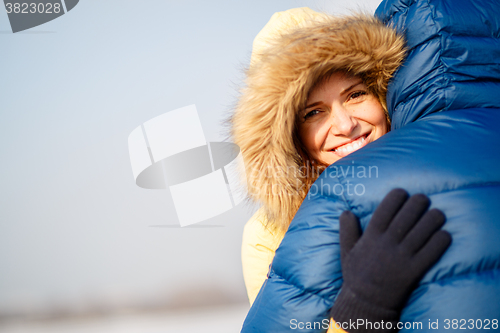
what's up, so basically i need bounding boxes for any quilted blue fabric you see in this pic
[241,0,500,331]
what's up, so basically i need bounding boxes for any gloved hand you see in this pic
[330,188,452,332]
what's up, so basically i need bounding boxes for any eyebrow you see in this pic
[304,79,364,110]
[304,101,323,110]
[340,80,364,95]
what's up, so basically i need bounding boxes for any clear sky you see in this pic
[0,0,383,316]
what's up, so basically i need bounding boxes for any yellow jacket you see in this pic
[241,208,282,304]
[242,208,346,333]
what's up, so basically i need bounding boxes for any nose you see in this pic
[329,105,357,135]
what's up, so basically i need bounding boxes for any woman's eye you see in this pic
[348,91,367,100]
[304,109,320,120]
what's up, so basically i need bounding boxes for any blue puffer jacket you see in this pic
[242,0,500,331]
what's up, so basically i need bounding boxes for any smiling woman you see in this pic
[229,7,456,333]
[231,8,405,235]
[298,72,388,165]
[230,6,407,313]
[229,0,500,331]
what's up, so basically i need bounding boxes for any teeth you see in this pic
[334,135,366,153]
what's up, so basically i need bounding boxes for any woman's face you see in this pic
[297,72,388,165]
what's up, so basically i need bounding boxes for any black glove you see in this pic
[330,189,452,332]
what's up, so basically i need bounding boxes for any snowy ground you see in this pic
[0,303,250,333]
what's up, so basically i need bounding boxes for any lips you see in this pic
[330,133,370,157]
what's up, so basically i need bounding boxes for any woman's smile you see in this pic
[330,132,371,157]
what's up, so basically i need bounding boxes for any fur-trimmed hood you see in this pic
[231,11,406,233]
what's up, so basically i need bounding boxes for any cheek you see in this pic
[299,123,323,154]
[377,112,389,134]
[373,114,388,135]
[366,101,389,135]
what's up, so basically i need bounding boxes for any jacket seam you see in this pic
[427,181,500,199]
[425,266,500,286]
[336,181,500,222]
[269,269,336,305]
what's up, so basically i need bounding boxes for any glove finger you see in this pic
[402,208,446,254]
[339,211,362,263]
[387,193,431,243]
[366,188,409,235]
[411,230,452,276]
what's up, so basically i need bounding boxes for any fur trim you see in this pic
[231,14,406,234]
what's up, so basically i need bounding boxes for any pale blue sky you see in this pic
[0,0,383,316]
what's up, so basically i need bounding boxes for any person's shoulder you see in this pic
[243,207,283,251]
